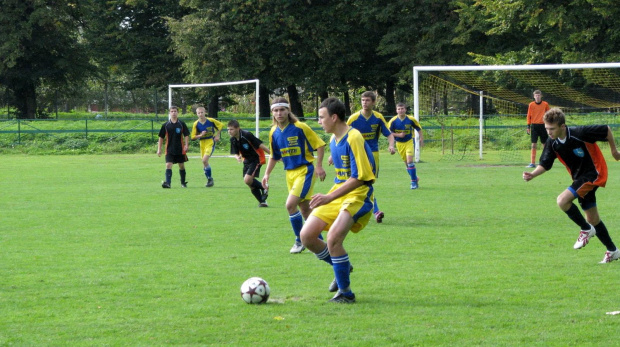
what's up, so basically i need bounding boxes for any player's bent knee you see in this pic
[300,217,327,251]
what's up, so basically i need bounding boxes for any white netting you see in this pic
[414,64,620,163]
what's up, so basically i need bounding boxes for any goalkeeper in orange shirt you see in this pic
[526,90,550,168]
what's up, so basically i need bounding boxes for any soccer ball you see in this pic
[240,277,270,304]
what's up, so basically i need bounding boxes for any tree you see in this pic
[170,0,404,117]
[82,0,187,112]
[372,0,471,111]
[0,0,93,118]
[453,0,620,64]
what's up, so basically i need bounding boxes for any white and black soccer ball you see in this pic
[240,277,270,304]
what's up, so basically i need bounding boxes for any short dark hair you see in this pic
[169,106,179,111]
[543,108,566,126]
[227,119,240,128]
[319,97,346,121]
[361,91,376,102]
[396,102,407,108]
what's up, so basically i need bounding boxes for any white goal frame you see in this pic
[168,79,260,135]
[413,62,620,162]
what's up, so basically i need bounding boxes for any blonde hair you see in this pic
[270,97,299,126]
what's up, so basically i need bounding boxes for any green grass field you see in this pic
[2,151,620,346]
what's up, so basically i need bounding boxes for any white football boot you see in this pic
[574,225,596,250]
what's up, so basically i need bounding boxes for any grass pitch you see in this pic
[1,151,620,346]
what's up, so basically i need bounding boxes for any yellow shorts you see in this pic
[311,183,374,233]
[199,138,216,158]
[286,165,316,200]
[396,140,414,162]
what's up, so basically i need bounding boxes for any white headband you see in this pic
[271,102,290,110]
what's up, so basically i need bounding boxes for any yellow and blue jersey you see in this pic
[330,128,376,184]
[191,117,224,140]
[269,122,325,170]
[346,111,391,152]
[388,115,422,143]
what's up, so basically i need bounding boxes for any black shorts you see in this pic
[569,178,598,210]
[243,161,262,178]
[165,154,188,164]
[530,124,548,144]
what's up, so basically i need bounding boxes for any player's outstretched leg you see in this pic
[594,221,620,263]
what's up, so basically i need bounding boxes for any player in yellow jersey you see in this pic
[262,97,326,253]
[300,97,376,303]
[346,91,394,223]
[388,102,424,189]
[191,106,223,187]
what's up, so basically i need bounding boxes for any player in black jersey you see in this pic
[523,108,620,263]
[228,119,271,207]
[157,106,190,188]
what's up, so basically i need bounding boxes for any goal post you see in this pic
[168,79,260,135]
[413,62,620,163]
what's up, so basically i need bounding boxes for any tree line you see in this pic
[1,0,619,119]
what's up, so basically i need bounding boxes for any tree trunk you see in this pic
[319,91,328,101]
[208,94,219,118]
[343,90,351,117]
[384,80,396,116]
[259,85,271,119]
[14,82,37,119]
[286,85,304,120]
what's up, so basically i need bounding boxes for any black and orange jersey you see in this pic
[158,120,189,156]
[539,125,609,187]
[230,129,264,164]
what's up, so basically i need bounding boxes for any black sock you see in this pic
[250,179,265,202]
[564,203,590,230]
[594,221,617,251]
[165,169,172,184]
[180,169,186,183]
[251,187,263,202]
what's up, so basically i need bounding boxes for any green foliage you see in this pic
[84,0,187,89]
[2,154,620,345]
[3,0,620,121]
[169,1,399,96]
[0,0,93,118]
[455,0,620,64]
[377,0,468,78]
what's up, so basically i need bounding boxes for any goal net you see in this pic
[413,63,620,163]
[168,79,260,135]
